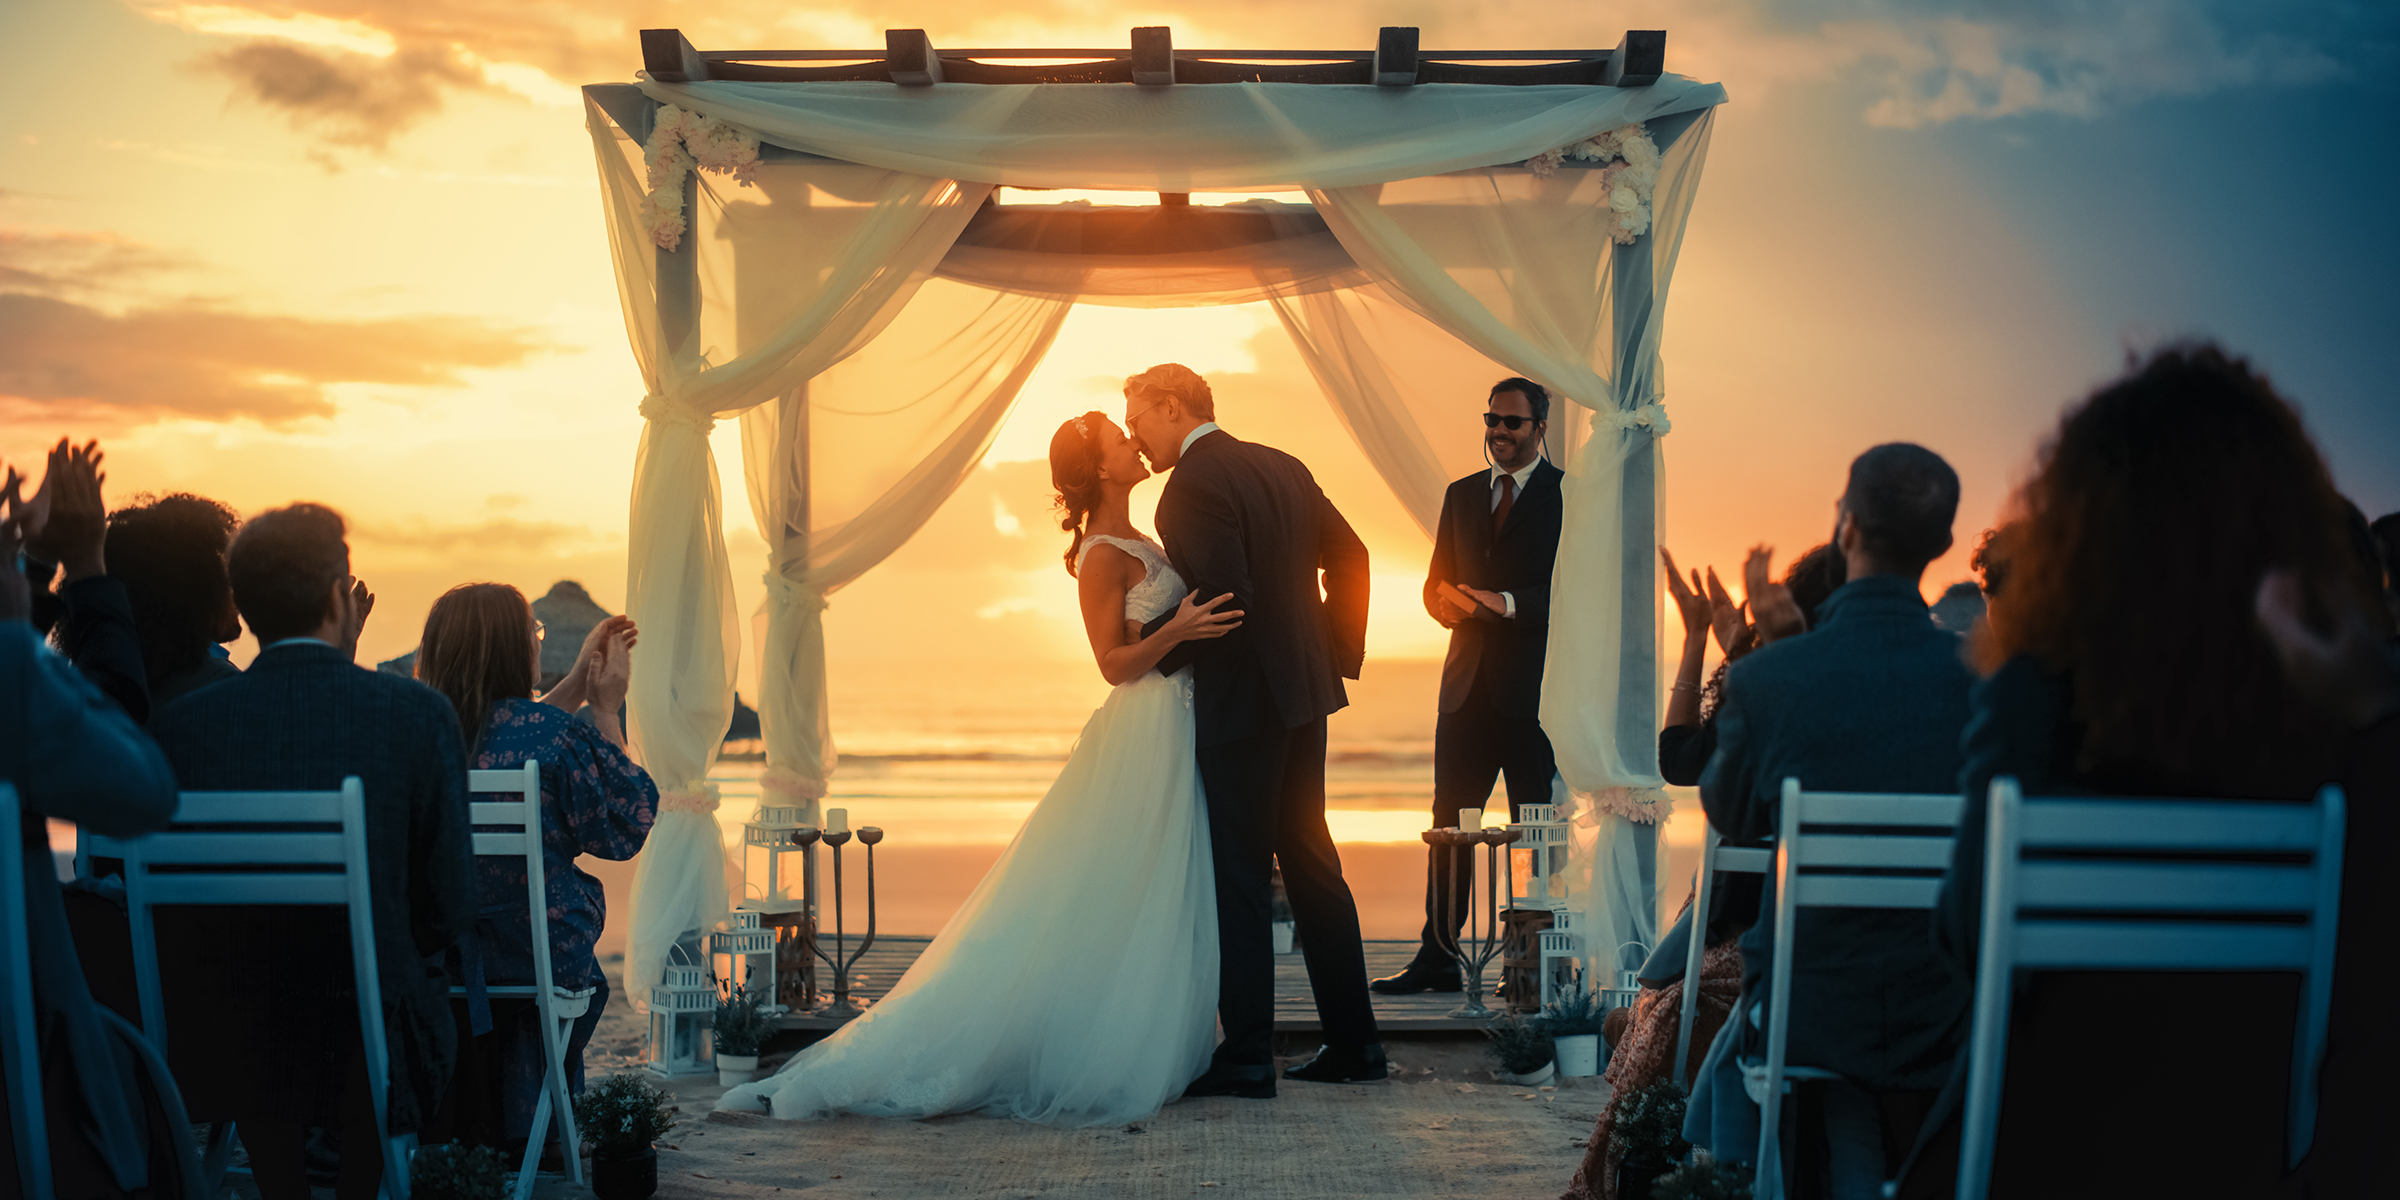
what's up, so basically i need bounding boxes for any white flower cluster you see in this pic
[639,104,762,251]
[1523,123,1661,245]
[1599,401,1672,436]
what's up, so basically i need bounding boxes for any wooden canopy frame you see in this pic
[641,26,1665,89]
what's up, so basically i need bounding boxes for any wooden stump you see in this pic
[762,911,817,1009]
[1500,908,1555,1012]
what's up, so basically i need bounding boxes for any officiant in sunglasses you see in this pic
[1374,378,1567,995]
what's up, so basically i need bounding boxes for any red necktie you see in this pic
[1492,473,1516,536]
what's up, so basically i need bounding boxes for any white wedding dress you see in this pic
[717,534,1219,1125]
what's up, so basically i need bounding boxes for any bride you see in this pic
[718,412,1242,1125]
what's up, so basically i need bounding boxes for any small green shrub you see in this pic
[573,1073,678,1159]
[1610,1079,1693,1163]
[713,985,776,1057]
[1537,969,1609,1037]
[1482,1011,1556,1075]
[1649,1150,1754,1199]
[410,1143,510,1200]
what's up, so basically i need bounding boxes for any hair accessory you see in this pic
[1073,416,1090,438]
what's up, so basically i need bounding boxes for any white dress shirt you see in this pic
[1179,421,1221,459]
[1486,457,1542,618]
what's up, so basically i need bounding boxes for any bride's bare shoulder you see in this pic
[1076,538,1140,584]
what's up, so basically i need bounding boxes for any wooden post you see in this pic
[1374,27,1420,86]
[641,28,709,83]
[885,29,943,86]
[1132,26,1175,86]
[1604,30,1665,87]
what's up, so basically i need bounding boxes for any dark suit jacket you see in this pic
[148,642,475,1133]
[1700,575,1974,1092]
[1425,461,1564,716]
[1150,429,1370,747]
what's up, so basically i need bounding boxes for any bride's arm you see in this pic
[1079,544,1242,686]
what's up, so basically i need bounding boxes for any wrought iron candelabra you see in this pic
[805,825,882,1021]
[1422,824,1521,1020]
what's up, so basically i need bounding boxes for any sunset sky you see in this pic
[4,0,2395,703]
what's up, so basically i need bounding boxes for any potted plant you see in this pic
[410,1143,509,1200]
[714,985,775,1086]
[1611,1080,1694,1200]
[574,1073,677,1200]
[1539,971,1608,1078]
[1649,1150,1754,1199]
[1482,1011,1555,1085]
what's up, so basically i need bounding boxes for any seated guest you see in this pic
[105,493,245,709]
[148,503,473,1200]
[16,439,147,721]
[1902,345,2380,1200]
[413,584,656,1154]
[1691,444,1973,1198]
[1,460,189,1196]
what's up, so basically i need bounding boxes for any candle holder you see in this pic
[1423,825,1521,1020]
[809,825,882,1021]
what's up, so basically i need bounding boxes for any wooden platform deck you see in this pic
[771,937,1506,1032]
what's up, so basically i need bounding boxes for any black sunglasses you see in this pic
[1483,413,1538,431]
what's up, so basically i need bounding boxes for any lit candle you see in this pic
[826,808,849,834]
[1458,807,1483,832]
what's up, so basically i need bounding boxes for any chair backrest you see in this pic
[1673,826,1772,1090]
[2,783,54,1200]
[463,762,558,994]
[1956,777,2343,1200]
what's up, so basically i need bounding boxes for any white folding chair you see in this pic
[82,779,414,1200]
[1955,777,2344,1200]
[1673,825,1773,1090]
[456,761,590,1200]
[1748,779,1962,1196]
[2,783,54,1200]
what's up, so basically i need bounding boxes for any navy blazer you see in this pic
[1424,460,1564,717]
[148,642,475,1133]
[1149,430,1370,747]
[1700,575,1974,1091]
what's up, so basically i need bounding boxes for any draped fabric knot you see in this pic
[638,394,717,435]
[762,572,829,611]
[760,766,829,802]
[1598,402,1671,437]
[1581,785,1672,825]
[659,781,721,814]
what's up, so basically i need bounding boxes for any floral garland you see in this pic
[1585,784,1673,825]
[1524,123,1661,245]
[639,104,762,251]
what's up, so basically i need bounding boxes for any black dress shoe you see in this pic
[1182,1061,1277,1100]
[1282,1042,1389,1084]
[1369,960,1462,995]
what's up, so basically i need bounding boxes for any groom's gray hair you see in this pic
[1125,363,1215,421]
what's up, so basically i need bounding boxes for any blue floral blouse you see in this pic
[470,698,658,991]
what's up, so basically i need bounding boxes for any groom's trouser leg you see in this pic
[1199,725,1288,1066]
[1271,718,1379,1050]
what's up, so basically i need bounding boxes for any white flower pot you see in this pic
[1553,1034,1601,1078]
[716,1054,758,1087]
[1272,921,1296,954]
[1499,1061,1556,1087]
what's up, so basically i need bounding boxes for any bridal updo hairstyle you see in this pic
[1052,412,1108,576]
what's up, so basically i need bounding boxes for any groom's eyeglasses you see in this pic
[1483,414,1536,431]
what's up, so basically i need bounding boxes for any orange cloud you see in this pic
[201,39,492,150]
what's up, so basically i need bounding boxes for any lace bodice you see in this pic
[1077,534,1186,624]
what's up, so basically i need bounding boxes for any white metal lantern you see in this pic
[1537,908,1583,1007]
[646,937,716,1076]
[709,908,778,1007]
[1509,803,1574,911]
[740,803,813,914]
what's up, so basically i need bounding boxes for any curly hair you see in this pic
[106,493,241,689]
[1991,341,2373,785]
[1050,412,1106,575]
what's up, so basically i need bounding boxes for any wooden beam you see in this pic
[885,29,942,86]
[1132,27,1175,86]
[641,28,709,83]
[1374,27,1420,86]
[1604,30,1665,87]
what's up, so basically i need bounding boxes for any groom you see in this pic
[1125,363,1386,1098]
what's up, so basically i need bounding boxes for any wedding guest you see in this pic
[0,458,190,1197]
[149,503,472,1200]
[413,583,655,1155]
[16,439,148,721]
[1692,444,1973,1198]
[105,493,244,708]
[1374,377,1566,997]
[1900,345,2377,1200]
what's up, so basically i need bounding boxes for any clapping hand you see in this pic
[1745,544,1806,645]
[340,578,375,660]
[588,618,637,713]
[0,463,31,623]
[24,439,108,584]
[1663,548,1712,645]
